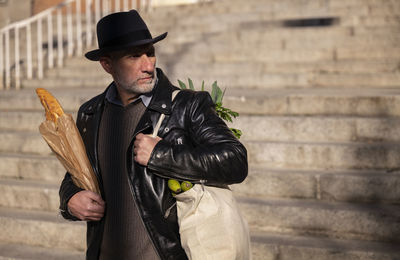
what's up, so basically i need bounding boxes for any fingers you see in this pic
[68,190,106,222]
[86,191,105,206]
[133,134,161,166]
[84,202,105,221]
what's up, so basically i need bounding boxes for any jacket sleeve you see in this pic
[147,91,248,186]
[59,172,84,220]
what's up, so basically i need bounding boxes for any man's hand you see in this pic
[67,190,105,221]
[134,133,161,166]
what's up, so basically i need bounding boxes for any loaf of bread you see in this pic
[35,88,64,122]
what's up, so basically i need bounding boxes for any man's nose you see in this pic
[141,54,155,72]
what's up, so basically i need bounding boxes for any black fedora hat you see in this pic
[85,10,167,61]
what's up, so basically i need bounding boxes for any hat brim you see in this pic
[85,32,167,61]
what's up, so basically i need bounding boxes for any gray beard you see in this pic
[115,70,157,95]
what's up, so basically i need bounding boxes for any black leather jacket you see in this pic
[59,68,248,260]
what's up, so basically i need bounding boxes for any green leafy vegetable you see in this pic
[178,78,242,139]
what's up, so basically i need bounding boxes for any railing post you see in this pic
[47,13,54,68]
[95,0,101,28]
[5,30,10,89]
[115,0,120,12]
[0,32,3,90]
[123,0,128,10]
[26,24,33,79]
[102,0,109,16]
[37,18,43,79]
[57,9,64,67]
[86,0,93,47]
[146,0,152,10]
[15,27,20,89]
[76,0,83,56]
[67,3,74,56]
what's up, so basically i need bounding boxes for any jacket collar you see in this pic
[147,68,175,115]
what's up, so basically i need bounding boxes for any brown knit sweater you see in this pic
[98,99,159,260]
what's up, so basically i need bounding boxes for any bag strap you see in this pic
[151,90,180,137]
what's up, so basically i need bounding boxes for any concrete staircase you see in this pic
[1,0,400,259]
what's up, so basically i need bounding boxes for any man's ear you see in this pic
[99,57,113,74]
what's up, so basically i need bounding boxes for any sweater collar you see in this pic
[105,82,153,107]
[105,69,158,107]
[82,68,176,115]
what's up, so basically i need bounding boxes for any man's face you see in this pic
[104,44,157,95]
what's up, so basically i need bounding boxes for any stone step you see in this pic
[20,71,400,89]
[221,88,400,117]
[3,88,400,117]
[250,231,400,260]
[2,130,399,170]
[0,110,50,132]
[0,207,85,251]
[340,15,400,27]
[247,141,400,170]
[238,197,400,243]
[190,59,400,75]
[0,131,52,156]
[231,115,400,143]
[21,76,112,89]
[158,42,400,64]
[172,72,400,89]
[0,242,84,260]
[63,58,400,75]
[310,73,400,88]
[0,88,97,113]
[2,164,398,212]
[231,167,400,204]
[3,110,400,143]
[41,65,400,90]
[163,24,400,47]
[326,0,398,9]
[0,179,59,212]
[211,46,400,64]
[0,153,65,183]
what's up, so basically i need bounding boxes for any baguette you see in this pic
[35,88,64,122]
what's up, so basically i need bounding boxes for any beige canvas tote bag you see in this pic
[152,90,251,260]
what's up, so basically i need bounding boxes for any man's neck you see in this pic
[116,88,139,107]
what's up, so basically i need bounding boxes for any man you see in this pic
[59,10,248,260]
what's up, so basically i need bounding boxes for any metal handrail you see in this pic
[0,0,148,90]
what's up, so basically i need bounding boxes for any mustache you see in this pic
[140,71,154,78]
[139,70,156,81]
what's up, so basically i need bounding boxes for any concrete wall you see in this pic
[0,0,32,27]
